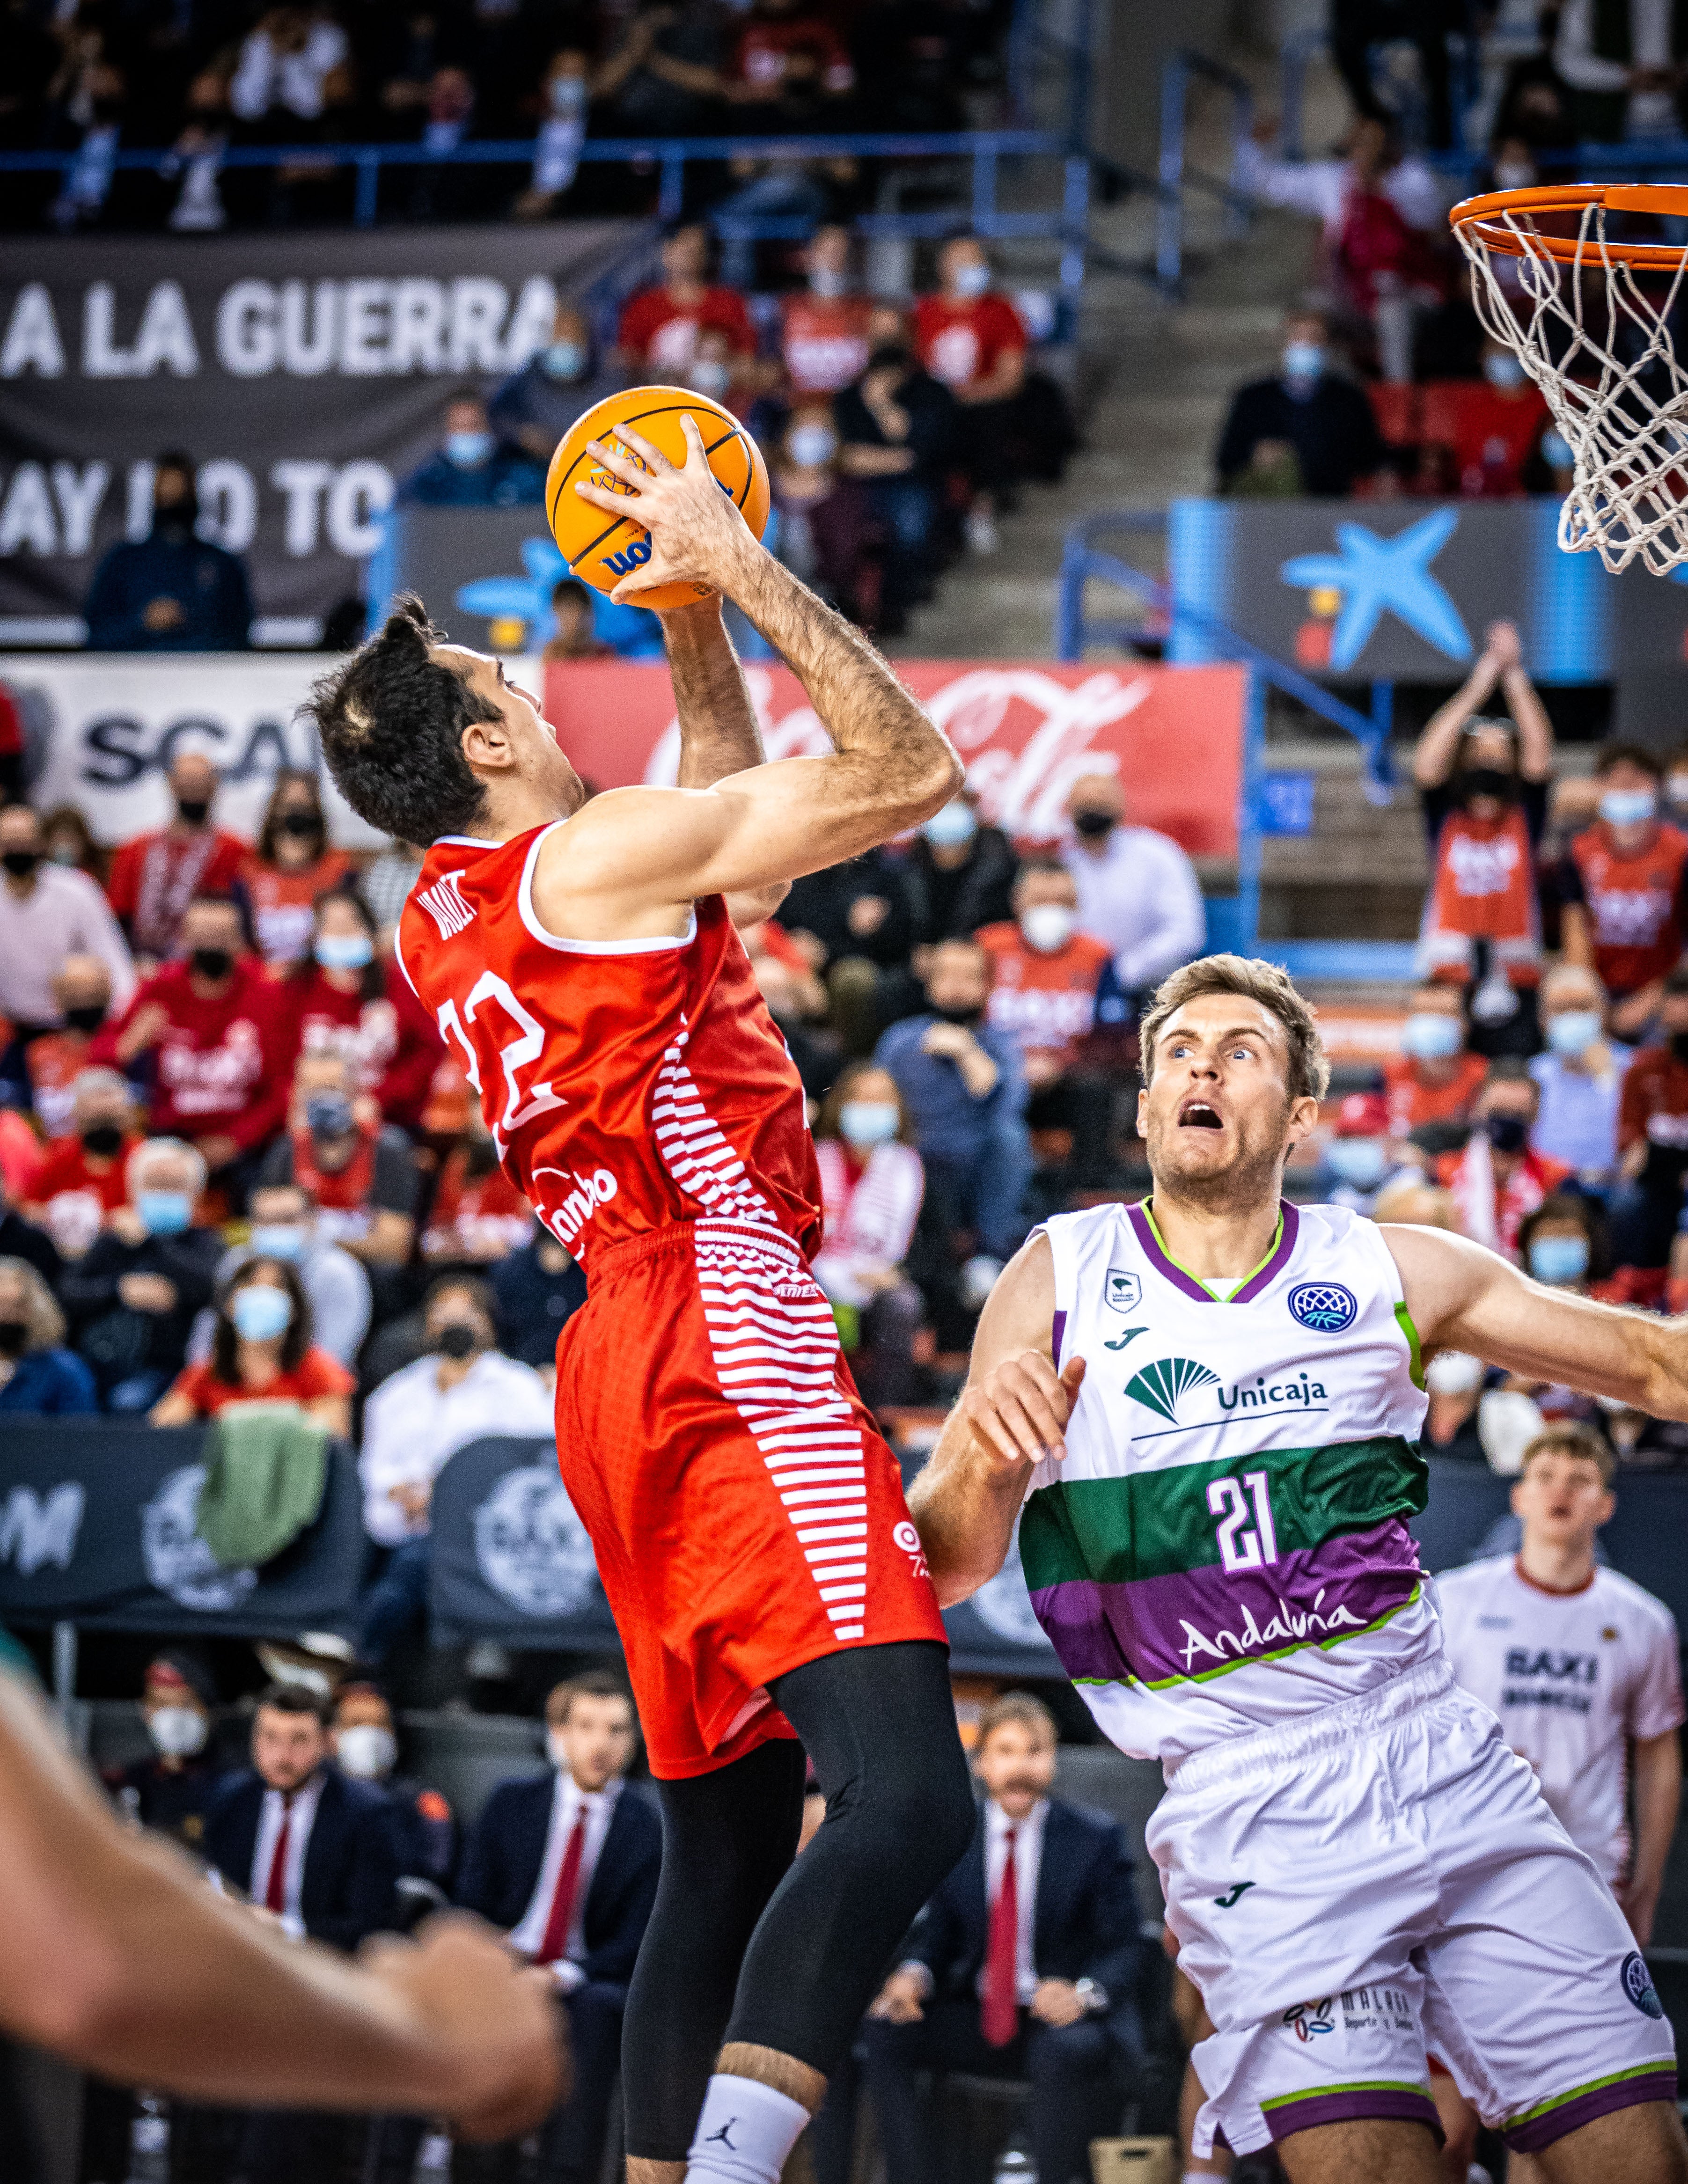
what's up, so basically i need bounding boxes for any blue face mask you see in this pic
[951,260,991,298]
[543,341,584,381]
[138,1189,192,1236]
[1326,1138,1387,1189]
[1546,1008,1602,1058]
[1600,787,1657,828]
[230,1283,294,1342]
[839,1100,899,1147]
[1528,1233,1589,1287]
[445,429,494,470]
[1282,340,1325,383]
[1401,1011,1463,1061]
[922,801,977,850]
[249,1224,305,1261]
[316,932,374,972]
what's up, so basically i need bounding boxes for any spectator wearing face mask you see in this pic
[84,452,254,652]
[1059,773,1205,1008]
[0,1254,96,1414]
[285,888,445,1136]
[976,859,1116,1185]
[357,1277,555,1665]
[18,955,119,1142]
[209,1181,371,1371]
[1215,307,1389,498]
[1323,1091,1416,1214]
[241,772,352,968]
[781,225,875,395]
[399,390,544,509]
[260,1050,421,1306]
[811,1063,925,1411]
[1611,964,1688,1268]
[1382,982,1488,1140]
[615,224,756,380]
[1551,742,1688,1042]
[59,1136,220,1410]
[1529,962,1632,1187]
[151,1254,353,1433]
[105,751,248,969]
[0,805,134,1055]
[1422,337,1552,499]
[515,47,593,220]
[874,938,1030,1268]
[491,306,620,466]
[1435,1060,1570,1260]
[424,1125,536,1269]
[1411,621,1555,1038]
[330,1682,458,1897]
[24,1068,142,1261]
[771,400,885,629]
[836,341,959,624]
[95,892,296,1191]
[41,804,104,884]
[904,795,1019,947]
[103,1650,219,1846]
[912,237,1028,555]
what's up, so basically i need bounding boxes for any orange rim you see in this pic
[1449,183,1688,267]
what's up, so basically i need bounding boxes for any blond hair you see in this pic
[1519,1421,1615,1487]
[1139,955,1330,1105]
[978,1692,1058,1749]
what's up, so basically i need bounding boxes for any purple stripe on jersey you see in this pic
[1027,1520,1424,1686]
[1126,1202,1211,1303]
[1503,2071,1679,2154]
[1263,2086,1439,2143]
[1232,1199,1300,1302]
[1052,1309,1067,1367]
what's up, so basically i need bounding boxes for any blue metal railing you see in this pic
[1155,48,1255,296]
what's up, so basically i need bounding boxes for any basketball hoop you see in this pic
[1450,183,1688,576]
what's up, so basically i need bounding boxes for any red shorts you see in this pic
[553,1217,947,1778]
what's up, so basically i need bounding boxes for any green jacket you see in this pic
[194,1406,330,1569]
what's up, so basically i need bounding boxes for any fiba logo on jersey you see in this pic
[141,1465,260,1613]
[1621,1951,1665,2019]
[1287,1282,1357,1334]
[473,1463,599,1618]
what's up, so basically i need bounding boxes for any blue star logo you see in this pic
[1280,508,1471,670]
[455,535,569,628]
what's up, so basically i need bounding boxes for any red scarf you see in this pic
[289,1123,377,1211]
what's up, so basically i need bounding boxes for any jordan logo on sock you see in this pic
[706,2122,739,2150]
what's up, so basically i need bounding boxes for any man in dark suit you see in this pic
[456,1671,661,2184]
[862,1693,1142,2184]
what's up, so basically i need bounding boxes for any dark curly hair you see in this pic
[211,1256,314,1383]
[303,594,499,845]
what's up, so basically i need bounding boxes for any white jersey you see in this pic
[1437,1554,1684,1882]
[1023,1198,1433,1767]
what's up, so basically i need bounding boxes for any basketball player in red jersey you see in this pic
[308,419,977,2184]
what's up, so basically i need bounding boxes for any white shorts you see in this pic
[1147,1657,1676,2159]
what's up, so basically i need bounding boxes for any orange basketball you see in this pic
[545,385,771,613]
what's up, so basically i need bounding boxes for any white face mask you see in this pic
[335,1723,397,1781]
[148,1704,208,1758]
[1425,1349,1484,1397]
[1483,352,1527,391]
[788,424,837,469]
[1020,902,1075,954]
[688,359,731,399]
[809,264,847,299]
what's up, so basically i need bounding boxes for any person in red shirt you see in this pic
[24,1066,143,1260]
[241,770,353,968]
[106,751,246,969]
[1435,1059,1570,1259]
[781,226,875,396]
[1420,337,1551,498]
[615,223,756,379]
[93,893,295,1189]
[26,953,117,1141]
[151,1254,353,1433]
[1552,742,1688,1039]
[1611,966,1688,1268]
[731,0,854,103]
[912,236,1027,553]
[1382,982,1490,1139]
[285,889,445,1134]
[422,1125,536,1267]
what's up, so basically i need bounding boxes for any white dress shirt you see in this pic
[360,1348,555,1544]
[506,1772,623,1991]
[981,1796,1048,2004]
[245,1771,326,1942]
[1062,826,1206,994]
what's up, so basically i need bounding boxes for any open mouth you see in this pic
[1178,1099,1225,1129]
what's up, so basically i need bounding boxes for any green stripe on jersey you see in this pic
[1019,1435,1427,1591]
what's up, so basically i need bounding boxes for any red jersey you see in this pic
[1554,821,1688,998]
[1419,380,1549,498]
[168,1347,354,1418]
[93,958,295,1150]
[396,829,822,1267]
[26,1134,139,1258]
[425,1144,535,1256]
[912,293,1026,393]
[617,285,756,374]
[106,827,247,959]
[733,15,854,92]
[975,921,1109,1070]
[27,1028,95,1140]
[1619,1045,1688,1154]
[781,294,874,394]
[242,851,353,965]
[1381,1050,1489,1138]
[287,964,445,1131]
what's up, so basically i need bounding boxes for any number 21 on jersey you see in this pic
[1207,1471,1279,1575]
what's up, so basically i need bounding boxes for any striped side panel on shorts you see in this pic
[692,1223,868,1643]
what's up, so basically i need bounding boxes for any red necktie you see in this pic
[264,1794,294,1916]
[536,1805,588,1967]
[982,1825,1019,2046]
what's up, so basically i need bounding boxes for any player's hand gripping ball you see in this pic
[545,385,770,612]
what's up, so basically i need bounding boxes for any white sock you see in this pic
[685,2074,811,2184]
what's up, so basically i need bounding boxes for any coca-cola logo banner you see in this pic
[545,659,1247,855]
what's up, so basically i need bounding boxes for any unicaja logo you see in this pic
[1125,1356,1219,1424]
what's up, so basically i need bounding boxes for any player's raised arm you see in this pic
[906,1233,1085,1608]
[1384,1220,1688,1418]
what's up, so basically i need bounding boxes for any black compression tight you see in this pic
[620,1639,976,2162]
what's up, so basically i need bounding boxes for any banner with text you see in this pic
[0,221,635,645]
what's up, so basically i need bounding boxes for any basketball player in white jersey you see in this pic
[909,953,1688,2184]
[1434,1420,1684,2178]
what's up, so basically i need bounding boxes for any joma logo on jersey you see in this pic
[419,870,475,939]
[1124,1356,1327,1427]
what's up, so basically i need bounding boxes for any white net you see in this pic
[1456,197,1688,575]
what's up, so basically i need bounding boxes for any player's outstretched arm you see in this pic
[907,1234,1085,1607]
[0,1668,561,2137]
[661,597,763,791]
[1383,1221,1688,1418]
